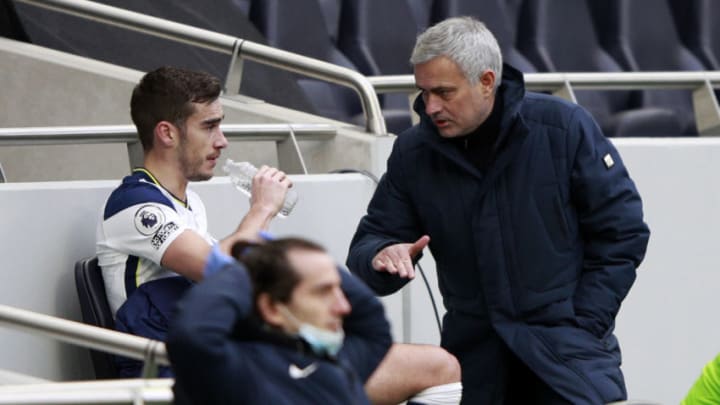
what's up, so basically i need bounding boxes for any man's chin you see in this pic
[188,172,213,182]
[438,129,460,138]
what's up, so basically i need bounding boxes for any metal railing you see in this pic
[0,378,172,404]
[14,0,387,135]
[13,0,720,136]
[0,123,337,145]
[368,71,720,135]
[0,305,168,375]
[0,123,336,173]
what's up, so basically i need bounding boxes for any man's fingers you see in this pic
[384,260,399,275]
[373,242,422,278]
[400,257,415,279]
[408,235,430,258]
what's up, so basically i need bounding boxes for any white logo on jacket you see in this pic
[288,363,318,379]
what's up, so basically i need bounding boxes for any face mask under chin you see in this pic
[279,306,345,358]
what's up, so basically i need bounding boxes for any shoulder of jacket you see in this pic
[393,124,432,152]
[520,92,591,132]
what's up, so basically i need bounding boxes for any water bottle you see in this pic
[222,158,298,218]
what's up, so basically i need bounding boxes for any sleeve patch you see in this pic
[134,205,165,236]
[603,153,615,169]
[151,222,180,250]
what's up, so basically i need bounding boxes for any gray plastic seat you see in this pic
[74,256,118,379]
[12,0,315,114]
[249,0,362,123]
[516,0,683,137]
[431,0,537,73]
[588,0,704,135]
[337,0,427,134]
[670,0,720,72]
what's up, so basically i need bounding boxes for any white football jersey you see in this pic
[96,169,214,316]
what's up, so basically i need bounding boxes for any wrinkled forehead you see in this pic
[414,56,470,87]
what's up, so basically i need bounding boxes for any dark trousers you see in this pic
[441,311,570,405]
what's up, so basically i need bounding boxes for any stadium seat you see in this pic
[74,256,118,379]
[516,0,683,137]
[338,0,421,76]
[338,0,427,134]
[407,0,434,32]
[588,0,705,135]
[249,0,362,123]
[12,0,316,114]
[669,0,720,70]
[0,0,28,42]
[230,0,252,16]
[430,0,537,73]
[316,0,342,43]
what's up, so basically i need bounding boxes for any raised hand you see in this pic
[250,165,291,216]
[372,235,430,279]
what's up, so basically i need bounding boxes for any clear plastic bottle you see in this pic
[222,158,298,218]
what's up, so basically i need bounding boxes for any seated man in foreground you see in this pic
[167,237,392,404]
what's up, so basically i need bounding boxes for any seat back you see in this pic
[13,0,315,113]
[669,0,720,70]
[589,0,704,135]
[249,0,362,122]
[337,0,428,133]
[516,0,628,131]
[431,0,537,73]
[0,0,29,41]
[338,0,421,76]
[74,256,118,379]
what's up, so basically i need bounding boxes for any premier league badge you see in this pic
[134,205,165,236]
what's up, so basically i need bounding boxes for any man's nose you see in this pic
[215,129,228,149]
[425,95,442,116]
[334,290,351,316]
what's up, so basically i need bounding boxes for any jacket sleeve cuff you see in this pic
[204,243,235,277]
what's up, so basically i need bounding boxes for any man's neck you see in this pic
[142,157,188,202]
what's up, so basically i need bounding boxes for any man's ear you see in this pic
[257,293,285,328]
[154,121,177,148]
[479,69,496,96]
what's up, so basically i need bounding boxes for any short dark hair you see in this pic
[130,66,221,150]
[231,238,327,306]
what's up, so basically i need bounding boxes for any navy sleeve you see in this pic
[568,107,650,338]
[347,138,424,296]
[337,268,393,383]
[166,262,255,405]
